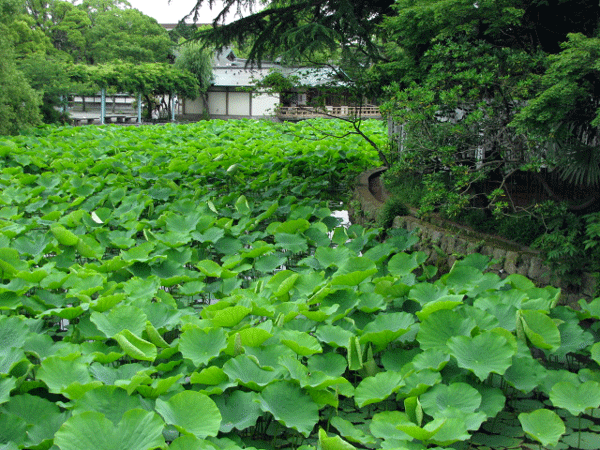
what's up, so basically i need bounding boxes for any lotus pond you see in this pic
[1,119,600,450]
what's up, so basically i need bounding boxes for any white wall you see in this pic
[209,92,227,115]
[228,92,250,116]
[252,93,280,116]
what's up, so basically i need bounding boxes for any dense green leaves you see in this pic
[0,119,598,450]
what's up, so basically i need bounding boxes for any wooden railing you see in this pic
[277,105,381,119]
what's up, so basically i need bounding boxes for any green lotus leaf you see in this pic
[369,411,412,441]
[0,378,16,404]
[550,380,600,416]
[274,232,308,253]
[447,331,515,381]
[214,236,243,255]
[258,381,319,437]
[396,369,443,399]
[318,428,357,450]
[89,362,149,385]
[315,324,354,348]
[355,371,403,408]
[395,416,447,442]
[136,374,184,399]
[329,417,378,446]
[267,270,300,297]
[189,366,229,386]
[0,413,27,447]
[90,305,147,338]
[410,349,450,372]
[115,329,157,362]
[268,218,311,235]
[359,312,414,350]
[519,310,561,351]
[179,326,227,367]
[475,385,506,418]
[36,355,92,395]
[0,315,29,351]
[222,354,281,390]
[228,327,273,349]
[415,295,464,321]
[213,390,263,433]
[388,252,426,276]
[254,254,287,272]
[54,409,165,450]
[561,431,600,450]
[211,305,251,327]
[417,309,477,352]
[155,390,221,438]
[503,354,547,392]
[307,352,347,378]
[50,225,80,247]
[71,385,144,425]
[426,417,471,445]
[442,265,484,292]
[167,435,212,450]
[420,382,482,418]
[1,392,67,448]
[314,246,354,269]
[279,329,322,356]
[518,409,565,447]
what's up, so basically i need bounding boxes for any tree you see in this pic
[174,39,213,112]
[85,8,174,64]
[0,0,42,135]
[378,0,600,217]
[190,0,393,65]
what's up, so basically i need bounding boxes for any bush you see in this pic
[378,196,409,228]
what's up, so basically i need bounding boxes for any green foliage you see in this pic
[377,196,409,228]
[1,119,600,450]
[174,39,213,93]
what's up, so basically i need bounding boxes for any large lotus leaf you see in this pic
[447,331,515,381]
[71,385,144,425]
[503,354,547,392]
[359,312,414,349]
[395,416,447,442]
[36,355,92,395]
[330,417,378,446]
[0,315,30,351]
[90,305,147,338]
[266,270,300,297]
[274,232,308,253]
[410,349,450,372]
[245,344,297,369]
[258,381,319,437]
[420,383,481,418]
[115,329,157,362]
[550,380,600,416]
[222,354,281,390]
[369,411,412,441]
[426,417,471,445]
[213,390,263,433]
[155,390,221,439]
[518,409,565,447]
[307,353,347,378]
[229,328,273,350]
[473,295,520,331]
[318,428,357,450]
[355,371,403,408]
[179,327,228,366]
[0,413,27,447]
[168,435,214,450]
[210,305,251,327]
[475,385,506,418]
[415,295,465,321]
[417,309,477,352]
[396,369,442,399]
[54,409,165,450]
[88,362,148,385]
[442,265,484,293]
[561,431,600,450]
[519,310,561,352]
[314,246,354,269]
[315,324,354,348]
[122,276,161,302]
[0,378,16,405]
[1,392,67,448]
[279,329,322,356]
[214,236,243,255]
[388,252,426,277]
[280,355,350,390]
[555,321,594,357]
[135,374,184,399]
[254,254,287,273]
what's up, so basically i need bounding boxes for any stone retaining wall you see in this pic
[350,168,597,305]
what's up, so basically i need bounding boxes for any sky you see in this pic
[127,0,250,24]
